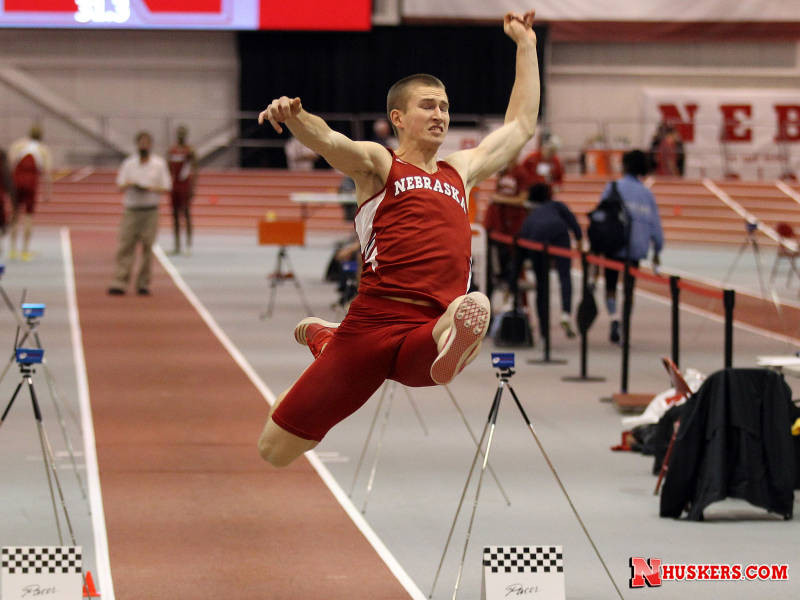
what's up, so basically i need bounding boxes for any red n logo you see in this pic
[657,104,698,142]
[629,557,662,588]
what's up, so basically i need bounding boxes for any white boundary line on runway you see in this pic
[569,268,800,345]
[635,286,800,346]
[152,244,427,600]
[61,228,116,600]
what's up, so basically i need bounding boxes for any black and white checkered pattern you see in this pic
[483,546,563,574]
[1,547,82,575]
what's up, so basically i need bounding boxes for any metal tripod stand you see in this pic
[0,347,82,550]
[0,304,86,500]
[428,352,625,600]
[348,381,512,516]
[723,221,767,298]
[260,246,313,319]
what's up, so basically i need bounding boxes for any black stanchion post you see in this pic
[620,261,633,394]
[723,289,735,369]
[579,253,589,378]
[562,252,604,382]
[541,244,551,362]
[670,276,680,368]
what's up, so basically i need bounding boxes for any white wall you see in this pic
[0,29,238,167]
[545,40,800,175]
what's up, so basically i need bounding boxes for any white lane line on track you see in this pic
[153,243,427,600]
[635,286,800,345]
[61,227,116,600]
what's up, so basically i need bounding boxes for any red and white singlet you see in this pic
[354,150,472,310]
[167,144,194,194]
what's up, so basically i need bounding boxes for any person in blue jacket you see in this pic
[601,149,664,343]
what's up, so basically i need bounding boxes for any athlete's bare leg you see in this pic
[22,214,33,256]
[8,209,19,257]
[257,386,319,467]
[430,291,491,384]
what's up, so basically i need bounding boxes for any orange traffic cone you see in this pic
[83,570,100,597]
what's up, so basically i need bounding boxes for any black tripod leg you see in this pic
[28,376,65,544]
[506,384,626,600]
[29,376,80,548]
[442,385,510,505]
[0,284,25,328]
[450,384,506,600]
[261,248,283,319]
[429,382,504,600]
[1,380,25,425]
[33,332,87,500]
[283,249,313,316]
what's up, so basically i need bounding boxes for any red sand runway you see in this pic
[71,229,413,599]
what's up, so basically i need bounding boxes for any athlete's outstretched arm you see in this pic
[447,11,540,190]
[259,97,389,192]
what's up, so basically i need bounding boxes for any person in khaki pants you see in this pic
[108,131,171,296]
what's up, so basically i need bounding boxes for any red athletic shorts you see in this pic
[271,293,442,441]
[16,186,36,214]
[171,187,192,210]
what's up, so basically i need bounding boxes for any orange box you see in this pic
[258,219,305,246]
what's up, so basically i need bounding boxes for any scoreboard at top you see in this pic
[0,0,372,30]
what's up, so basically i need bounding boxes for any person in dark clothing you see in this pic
[509,183,582,339]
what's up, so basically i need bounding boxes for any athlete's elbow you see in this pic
[518,115,538,140]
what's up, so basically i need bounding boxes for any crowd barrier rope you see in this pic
[487,232,735,394]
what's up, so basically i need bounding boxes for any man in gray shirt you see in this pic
[108,131,171,296]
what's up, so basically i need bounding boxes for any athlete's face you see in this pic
[394,85,450,146]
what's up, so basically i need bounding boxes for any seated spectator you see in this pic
[509,183,583,339]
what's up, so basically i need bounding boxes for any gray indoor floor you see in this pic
[1,226,798,600]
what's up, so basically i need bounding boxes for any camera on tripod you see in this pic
[15,348,44,365]
[22,303,45,320]
[491,352,515,369]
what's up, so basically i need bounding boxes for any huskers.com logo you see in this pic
[629,558,662,588]
[629,556,789,588]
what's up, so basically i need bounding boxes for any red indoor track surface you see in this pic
[70,229,413,599]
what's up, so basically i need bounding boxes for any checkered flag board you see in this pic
[2,546,82,600]
[482,546,565,600]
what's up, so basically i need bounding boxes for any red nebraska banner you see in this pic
[643,88,800,180]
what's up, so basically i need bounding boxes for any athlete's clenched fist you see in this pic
[258,96,303,134]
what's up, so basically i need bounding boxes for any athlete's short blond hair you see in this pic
[386,74,446,135]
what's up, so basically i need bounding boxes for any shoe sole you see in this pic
[294,317,340,346]
[430,295,490,385]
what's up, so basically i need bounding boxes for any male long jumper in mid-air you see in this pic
[256,10,540,468]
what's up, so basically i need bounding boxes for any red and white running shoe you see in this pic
[430,292,490,385]
[294,317,339,359]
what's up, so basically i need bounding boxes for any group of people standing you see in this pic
[484,138,664,345]
[0,124,195,298]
